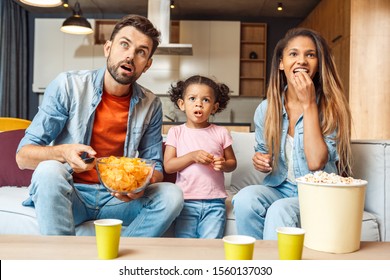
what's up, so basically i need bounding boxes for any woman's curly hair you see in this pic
[168,75,231,114]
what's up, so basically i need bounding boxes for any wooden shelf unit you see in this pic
[239,23,267,97]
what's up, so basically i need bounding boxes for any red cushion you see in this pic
[0,129,33,187]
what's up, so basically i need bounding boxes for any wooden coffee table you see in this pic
[1,235,390,260]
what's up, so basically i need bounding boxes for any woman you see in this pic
[232,27,352,240]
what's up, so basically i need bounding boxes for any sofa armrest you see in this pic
[351,140,390,241]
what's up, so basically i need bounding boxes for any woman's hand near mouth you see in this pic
[291,71,316,108]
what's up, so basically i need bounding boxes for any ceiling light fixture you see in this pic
[60,1,93,35]
[20,0,63,7]
[277,2,283,11]
[62,0,69,8]
[170,0,175,9]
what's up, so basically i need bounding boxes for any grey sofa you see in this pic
[0,130,388,241]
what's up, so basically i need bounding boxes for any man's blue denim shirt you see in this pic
[254,98,339,187]
[17,67,164,173]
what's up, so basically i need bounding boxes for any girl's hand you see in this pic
[191,150,214,165]
[212,156,225,171]
[252,152,272,173]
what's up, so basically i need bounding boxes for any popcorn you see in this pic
[298,171,362,185]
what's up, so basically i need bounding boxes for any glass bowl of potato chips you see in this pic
[96,156,156,194]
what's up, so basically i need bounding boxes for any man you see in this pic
[16,15,183,236]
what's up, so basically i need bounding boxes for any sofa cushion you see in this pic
[0,186,96,236]
[0,129,33,187]
[361,211,380,241]
[0,186,40,235]
[229,132,266,194]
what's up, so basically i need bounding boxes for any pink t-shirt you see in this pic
[165,124,233,199]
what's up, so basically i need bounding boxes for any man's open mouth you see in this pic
[121,64,133,73]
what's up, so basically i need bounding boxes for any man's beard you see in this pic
[107,57,138,85]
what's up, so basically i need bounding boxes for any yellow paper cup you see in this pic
[223,235,256,260]
[94,219,123,260]
[276,227,305,260]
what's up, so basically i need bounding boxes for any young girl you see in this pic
[233,28,352,240]
[164,75,237,238]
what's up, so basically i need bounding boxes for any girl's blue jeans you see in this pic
[174,199,226,239]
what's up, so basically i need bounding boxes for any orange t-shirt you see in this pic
[73,90,130,184]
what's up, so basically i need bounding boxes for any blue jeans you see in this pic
[232,180,300,240]
[22,160,184,236]
[174,199,226,239]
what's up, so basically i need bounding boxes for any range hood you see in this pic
[148,0,193,55]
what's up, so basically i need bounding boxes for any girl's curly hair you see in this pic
[168,75,230,114]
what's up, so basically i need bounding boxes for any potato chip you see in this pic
[96,156,155,193]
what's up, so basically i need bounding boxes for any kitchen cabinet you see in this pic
[33,18,97,93]
[179,21,240,96]
[299,0,390,140]
[239,23,267,97]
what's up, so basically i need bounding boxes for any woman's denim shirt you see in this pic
[17,68,164,172]
[254,98,339,187]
